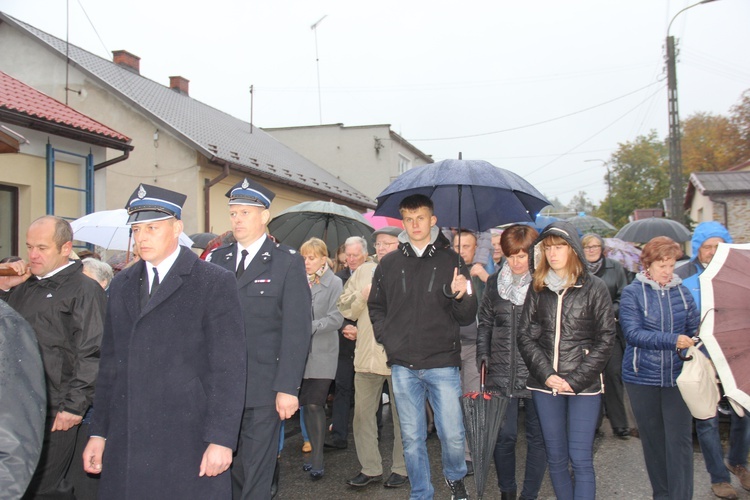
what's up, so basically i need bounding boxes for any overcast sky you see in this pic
[4,0,749,206]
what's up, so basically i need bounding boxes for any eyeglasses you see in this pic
[374,242,398,249]
[582,245,602,251]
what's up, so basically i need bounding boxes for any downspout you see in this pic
[203,161,230,232]
[709,197,729,230]
[93,149,130,171]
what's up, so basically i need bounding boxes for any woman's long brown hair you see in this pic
[532,234,584,292]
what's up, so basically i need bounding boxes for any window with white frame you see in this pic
[398,154,411,175]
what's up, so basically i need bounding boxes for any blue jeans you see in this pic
[391,365,467,500]
[494,397,546,498]
[532,392,600,500]
[696,407,750,484]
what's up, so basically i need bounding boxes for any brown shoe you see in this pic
[727,463,750,490]
[301,441,312,453]
[711,482,738,499]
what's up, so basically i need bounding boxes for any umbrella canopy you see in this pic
[188,232,218,250]
[566,213,616,236]
[374,159,550,231]
[461,364,510,499]
[603,237,642,274]
[699,243,750,412]
[615,217,691,244]
[267,201,374,255]
[71,209,193,251]
[362,211,403,230]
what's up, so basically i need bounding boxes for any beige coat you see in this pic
[337,261,390,376]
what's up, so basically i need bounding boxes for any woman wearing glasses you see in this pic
[581,233,631,440]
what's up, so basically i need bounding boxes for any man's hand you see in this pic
[470,263,489,283]
[451,268,468,299]
[82,437,105,474]
[51,410,83,432]
[0,261,31,290]
[276,392,299,420]
[342,324,358,341]
[199,443,232,477]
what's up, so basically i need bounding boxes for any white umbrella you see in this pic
[71,209,193,250]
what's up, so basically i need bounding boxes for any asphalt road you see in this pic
[273,403,748,499]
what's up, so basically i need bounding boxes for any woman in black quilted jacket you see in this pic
[517,221,616,500]
[477,224,546,500]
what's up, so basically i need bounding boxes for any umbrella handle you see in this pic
[442,284,459,299]
[480,360,487,393]
[677,336,702,361]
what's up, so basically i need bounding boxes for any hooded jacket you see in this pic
[675,221,733,280]
[369,227,478,370]
[517,221,616,395]
[619,272,700,387]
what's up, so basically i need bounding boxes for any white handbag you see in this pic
[676,345,720,420]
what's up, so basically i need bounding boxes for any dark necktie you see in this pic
[236,250,249,279]
[150,268,160,297]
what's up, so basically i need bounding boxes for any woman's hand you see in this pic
[545,374,574,393]
[676,334,695,350]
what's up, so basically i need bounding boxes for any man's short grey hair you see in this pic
[82,258,114,288]
[345,236,368,255]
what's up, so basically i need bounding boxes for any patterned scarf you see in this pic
[587,255,604,275]
[307,261,328,288]
[497,262,531,306]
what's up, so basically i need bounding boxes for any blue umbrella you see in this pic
[374,159,550,232]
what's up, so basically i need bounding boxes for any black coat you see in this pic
[0,301,45,498]
[517,222,616,395]
[591,256,629,318]
[90,247,247,499]
[208,238,311,406]
[2,260,106,416]
[476,271,530,398]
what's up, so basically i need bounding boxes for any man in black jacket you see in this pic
[1,216,106,499]
[369,194,477,500]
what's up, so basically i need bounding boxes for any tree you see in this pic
[593,131,669,228]
[681,112,743,173]
[569,191,595,214]
[730,88,750,162]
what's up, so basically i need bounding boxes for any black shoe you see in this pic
[445,477,468,500]
[501,491,517,500]
[310,469,324,481]
[384,472,408,488]
[270,457,280,498]
[465,460,474,476]
[613,427,631,440]
[323,438,348,450]
[346,472,382,487]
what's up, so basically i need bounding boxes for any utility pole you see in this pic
[665,0,719,222]
[311,15,327,125]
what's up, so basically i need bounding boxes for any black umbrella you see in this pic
[267,200,374,255]
[462,362,509,499]
[375,159,549,231]
[188,232,218,250]
[615,217,691,243]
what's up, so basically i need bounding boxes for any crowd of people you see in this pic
[2,180,749,500]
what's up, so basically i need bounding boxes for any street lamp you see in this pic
[311,15,327,125]
[585,159,613,223]
[666,0,719,222]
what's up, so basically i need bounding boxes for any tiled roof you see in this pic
[685,170,750,208]
[0,70,130,142]
[1,13,374,208]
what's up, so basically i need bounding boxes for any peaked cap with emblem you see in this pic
[225,178,275,208]
[126,183,187,224]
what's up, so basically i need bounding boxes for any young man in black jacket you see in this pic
[369,194,477,500]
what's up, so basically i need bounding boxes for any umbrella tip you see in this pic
[458,152,462,160]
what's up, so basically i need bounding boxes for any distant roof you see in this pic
[0,12,374,208]
[685,170,750,209]
[0,70,131,149]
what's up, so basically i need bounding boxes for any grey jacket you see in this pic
[304,268,344,379]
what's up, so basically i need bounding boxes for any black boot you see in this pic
[501,491,517,500]
[270,456,280,498]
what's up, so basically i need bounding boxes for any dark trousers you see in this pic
[533,392,600,500]
[331,354,355,441]
[231,406,281,500]
[602,337,629,430]
[23,414,78,500]
[626,383,693,500]
[64,422,99,500]
[494,397,547,498]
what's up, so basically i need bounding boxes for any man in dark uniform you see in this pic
[206,178,312,500]
[83,184,247,499]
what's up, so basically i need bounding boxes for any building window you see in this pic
[0,184,18,257]
[398,155,411,175]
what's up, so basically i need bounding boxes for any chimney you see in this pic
[169,76,190,96]
[112,50,140,74]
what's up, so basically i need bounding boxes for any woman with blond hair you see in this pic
[619,236,700,499]
[517,221,615,500]
[299,237,344,480]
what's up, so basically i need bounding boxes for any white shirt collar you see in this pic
[145,245,181,292]
[236,234,267,271]
[37,260,76,279]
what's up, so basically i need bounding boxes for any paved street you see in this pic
[274,403,749,499]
